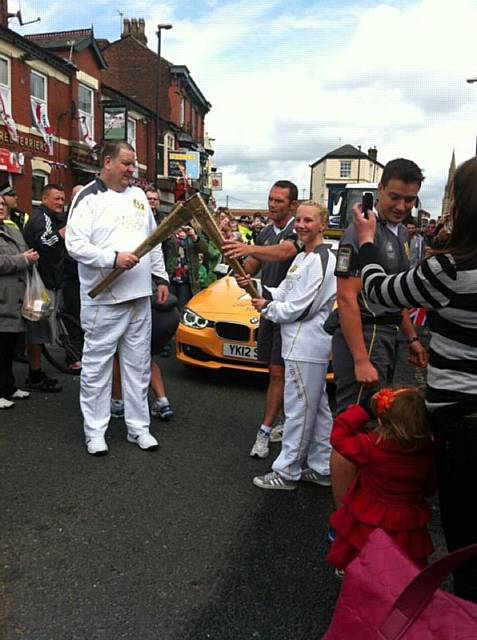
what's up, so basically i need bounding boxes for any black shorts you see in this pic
[257,317,283,367]
[151,306,180,355]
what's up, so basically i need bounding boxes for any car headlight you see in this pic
[181,308,213,329]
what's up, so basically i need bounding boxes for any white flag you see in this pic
[79,116,96,149]
[30,99,54,156]
[0,87,18,142]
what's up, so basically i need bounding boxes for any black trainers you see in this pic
[25,373,62,392]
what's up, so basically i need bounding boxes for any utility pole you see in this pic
[357,145,361,182]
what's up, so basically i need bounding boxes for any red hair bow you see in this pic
[373,388,412,415]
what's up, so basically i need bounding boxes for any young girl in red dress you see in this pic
[326,387,436,572]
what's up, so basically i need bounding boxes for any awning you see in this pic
[70,160,99,174]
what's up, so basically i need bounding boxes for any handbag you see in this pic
[323,528,477,639]
[323,308,340,336]
[21,264,53,321]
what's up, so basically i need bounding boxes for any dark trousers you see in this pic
[169,282,192,313]
[0,332,20,397]
[434,419,477,603]
[62,278,81,322]
[332,324,399,413]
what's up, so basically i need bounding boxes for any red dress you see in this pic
[326,405,436,570]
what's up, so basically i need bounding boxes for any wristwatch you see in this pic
[407,336,420,344]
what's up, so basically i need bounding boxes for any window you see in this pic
[78,84,94,144]
[30,70,47,131]
[30,70,46,104]
[32,172,48,213]
[0,56,10,111]
[165,132,175,152]
[340,160,351,178]
[164,132,175,176]
[127,118,136,149]
[179,97,185,127]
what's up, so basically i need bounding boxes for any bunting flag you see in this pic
[30,98,54,156]
[409,307,427,327]
[79,115,96,149]
[0,87,18,142]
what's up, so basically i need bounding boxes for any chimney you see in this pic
[126,17,148,45]
[367,146,378,161]
[122,18,131,38]
[138,18,148,44]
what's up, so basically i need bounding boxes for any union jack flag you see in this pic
[409,307,427,326]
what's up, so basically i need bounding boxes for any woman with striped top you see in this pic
[353,156,477,603]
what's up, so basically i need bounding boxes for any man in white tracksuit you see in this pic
[66,141,169,456]
[250,201,337,489]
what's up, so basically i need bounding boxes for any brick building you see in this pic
[0,14,78,212]
[25,28,107,188]
[0,3,213,214]
[100,18,213,208]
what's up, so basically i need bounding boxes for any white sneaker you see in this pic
[253,471,297,490]
[301,468,331,487]
[127,432,159,451]
[0,397,15,409]
[269,422,284,443]
[86,437,108,456]
[250,430,270,458]
[9,389,30,399]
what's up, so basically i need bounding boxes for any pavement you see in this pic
[1,345,445,640]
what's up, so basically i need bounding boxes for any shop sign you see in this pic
[103,105,128,141]
[0,147,23,174]
[168,151,200,180]
[210,172,222,190]
[0,127,48,152]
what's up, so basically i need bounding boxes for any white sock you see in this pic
[259,424,272,434]
[157,396,169,407]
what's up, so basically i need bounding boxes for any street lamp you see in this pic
[466,76,477,155]
[155,23,172,187]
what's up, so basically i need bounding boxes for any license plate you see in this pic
[223,343,258,360]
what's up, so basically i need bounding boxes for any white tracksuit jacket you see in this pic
[262,246,336,363]
[66,179,168,306]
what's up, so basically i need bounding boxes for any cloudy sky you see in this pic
[15,0,477,213]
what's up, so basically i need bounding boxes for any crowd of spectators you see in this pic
[4,146,475,613]
[0,174,265,412]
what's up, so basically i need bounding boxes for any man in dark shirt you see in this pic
[223,181,300,458]
[331,158,428,508]
[0,183,29,231]
[23,184,66,392]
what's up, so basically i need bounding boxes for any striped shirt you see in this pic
[359,242,477,412]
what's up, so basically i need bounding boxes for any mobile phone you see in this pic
[335,244,353,277]
[361,192,374,219]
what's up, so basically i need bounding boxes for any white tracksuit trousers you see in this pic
[80,297,152,440]
[272,360,332,481]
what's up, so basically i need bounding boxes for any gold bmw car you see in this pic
[176,275,268,373]
[176,271,334,382]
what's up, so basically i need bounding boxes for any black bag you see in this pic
[323,308,340,336]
